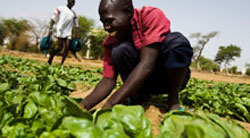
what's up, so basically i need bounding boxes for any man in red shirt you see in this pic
[80,0,193,111]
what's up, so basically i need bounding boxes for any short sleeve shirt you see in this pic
[51,6,79,38]
[102,6,171,78]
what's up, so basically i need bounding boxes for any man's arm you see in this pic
[80,77,117,110]
[75,27,79,38]
[103,44,160,108]
[48,20,55,37]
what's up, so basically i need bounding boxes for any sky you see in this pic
[0,0,249,70]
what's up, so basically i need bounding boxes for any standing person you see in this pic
[80,0,193,111]
[47,0,79,65]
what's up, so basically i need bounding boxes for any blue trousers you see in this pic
[111,32,193,104]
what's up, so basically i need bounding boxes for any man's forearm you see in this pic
[107,46,160,105]
[48,20,55,36]
[80,78,116,110]
[75,27,79,38]
[109,60,155,105]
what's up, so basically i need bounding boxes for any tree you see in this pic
[229,66,238,74]
[3,18,30,50]
[245,63,250,76]
[215,45,241,73]
[85,28,107,59]
[71,16,95,58]
[76,16,94,41]
[28,19,48,53]
[190,31,218,70]
[15,32,30,52]
[0,19,8,45]
[191,56,220,72]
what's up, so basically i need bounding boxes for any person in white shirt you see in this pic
[48,0,79,65]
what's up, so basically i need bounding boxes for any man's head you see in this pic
[99,0,134,40]
[67,0,75,9]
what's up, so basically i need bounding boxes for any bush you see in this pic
[81,29,107,59]
[228,66,241,74]
[191,56,220,72]
[15,34,30,52]
[246,68,250,76]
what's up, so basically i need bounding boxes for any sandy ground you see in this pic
[1,50,250,136]
[191,71,250,84]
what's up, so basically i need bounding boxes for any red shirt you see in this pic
[102,6,171,78]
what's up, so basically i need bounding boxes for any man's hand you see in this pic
[48,30,53,37]
[79,78,117,110]
[102,101,113,109]
[79,100,86,109]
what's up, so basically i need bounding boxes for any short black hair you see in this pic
[99,0,133,13]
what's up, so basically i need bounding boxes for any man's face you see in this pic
[67,0,75,9]
[99,3,131,39]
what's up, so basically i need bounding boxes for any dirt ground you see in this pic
[1,50,250,136]
[191,71,250,84]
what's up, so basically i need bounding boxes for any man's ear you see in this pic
[124,6,134,19]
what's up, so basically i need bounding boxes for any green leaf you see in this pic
[67,82,77,91]
[94,109,130,138]
[57,79,67,87]
[111,105,152,138]
[0,83,9,93]
[59,116,102,138]
[63,96,93,121]
[23,101,37,118]
[157,111,250,138]
[2,123,35,138]
[40,129,71,138]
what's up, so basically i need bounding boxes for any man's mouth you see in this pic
[109,31,117,37]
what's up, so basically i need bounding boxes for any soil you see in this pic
[1,50,250,136]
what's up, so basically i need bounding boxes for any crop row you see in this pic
[0,55,249,138]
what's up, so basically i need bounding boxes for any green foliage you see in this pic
[94,105,152,138]
[0,20,8,45]
[191,56,220,72]
[157,111,249,138]
[228,66,239,74]
[215,45,241,69]
[0,55,249,137]
[87,29,107,59]
[15,33,31,52]
[3,18,30,50]
[180,79,250,122]
[75,16,94,57]
[246,68,250,76]
[77,16,94,39]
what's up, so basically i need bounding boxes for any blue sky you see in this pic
[0,0,249,69]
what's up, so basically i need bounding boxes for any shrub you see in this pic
[191,56,220,72]
[246,68,250,76]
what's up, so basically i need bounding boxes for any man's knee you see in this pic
[111,42,137,61]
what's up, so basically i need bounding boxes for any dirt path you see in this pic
[191,71,250,84]
[0,50,102,69]
[1,50,250,136]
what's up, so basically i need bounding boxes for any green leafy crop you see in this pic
[0,55,249,138]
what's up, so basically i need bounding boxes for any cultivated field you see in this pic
[1,50,250,137]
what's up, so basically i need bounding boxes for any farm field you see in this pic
[1,50,250,84]
[0,50,250,137]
